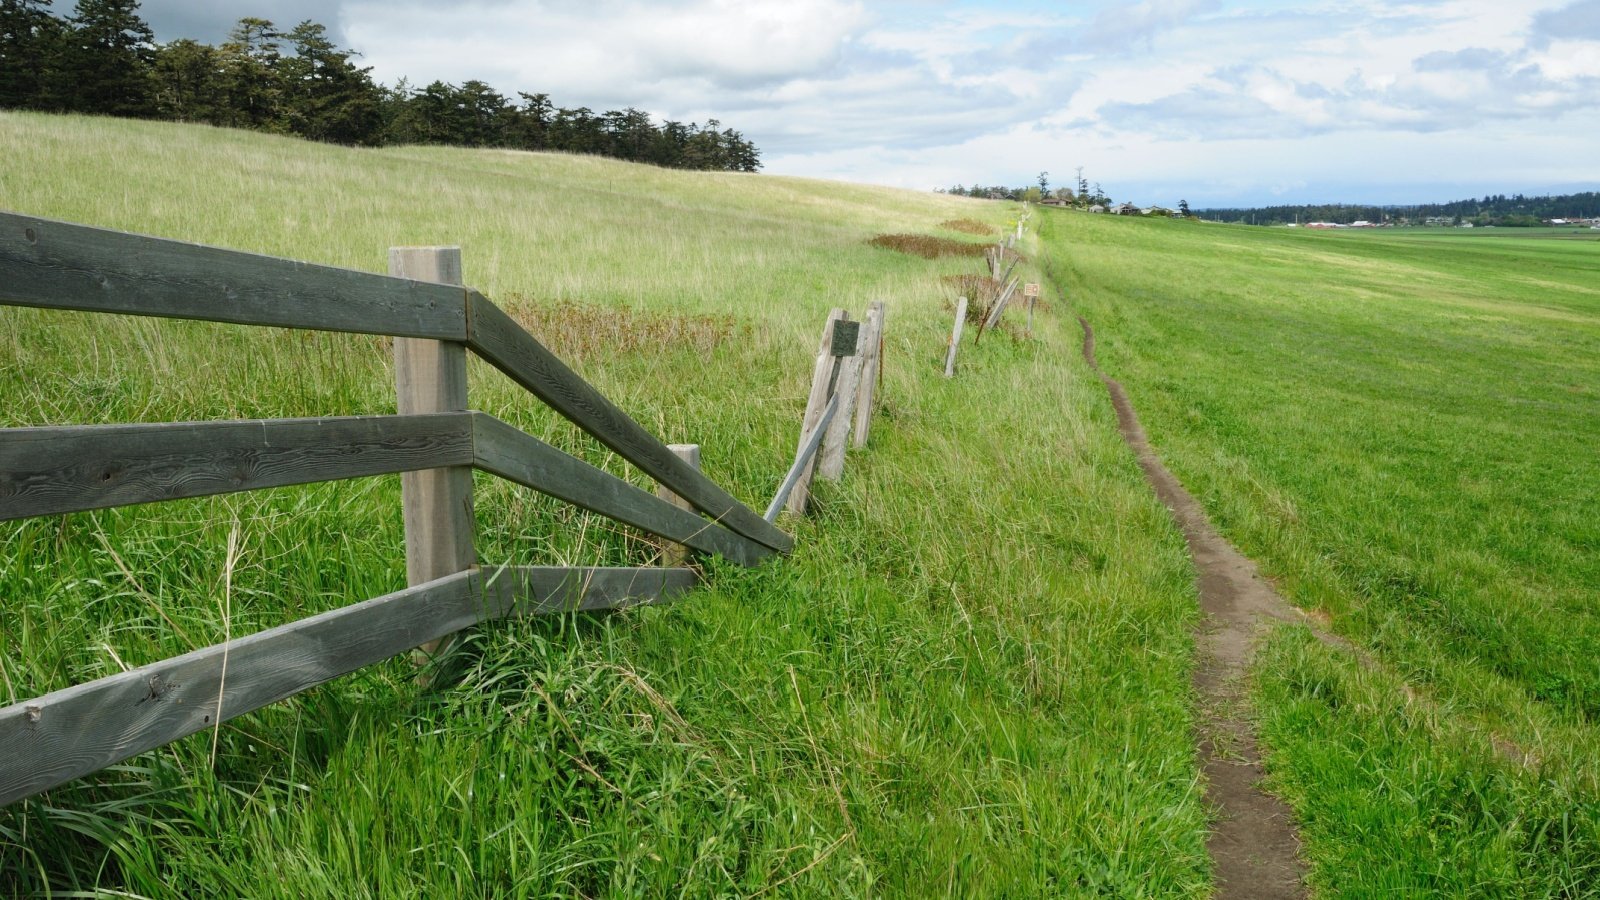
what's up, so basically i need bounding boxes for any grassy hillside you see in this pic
[1042,212,1600,893]
[0,114,1210,896]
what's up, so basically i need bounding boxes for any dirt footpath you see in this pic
[1077,315,1308,899]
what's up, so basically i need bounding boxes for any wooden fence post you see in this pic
[655,444,701,567]
[787,308,847,515]
[390,246,475,664]
[944,296,967,378]
[819,319,863,481]
[852,301,885,448]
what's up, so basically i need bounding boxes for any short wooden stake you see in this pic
[655,444,701,567]
[390,246,475,667]
[852,301,885,448]
[944,296,967,378]
[787,308,847,515]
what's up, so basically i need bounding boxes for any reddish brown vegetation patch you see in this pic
[868,233,988,259]
[505,296,743,359]
[940,218,993,236]
[941,274,997,322]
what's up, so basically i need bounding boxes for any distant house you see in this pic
[1112,203,1139,215]
[1146,206,1173,217]
[1040,198,1068,207]
[1088,204,1107,214]
[986,191,1007,200]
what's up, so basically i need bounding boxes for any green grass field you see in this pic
[0,113,1210,896]
[5,111,1598,897]
[1043,212,1600,894]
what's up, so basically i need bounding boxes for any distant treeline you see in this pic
[938,172,1114,207]
[1203,192,1600,227]
[0,0,762,171]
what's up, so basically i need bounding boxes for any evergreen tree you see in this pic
[151,37,222,121]
[279,21,381,145]
[0,0,63,109]
[61,0,153,115]
[216,17,283,130]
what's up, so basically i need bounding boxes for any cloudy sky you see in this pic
[138,0,1600,207]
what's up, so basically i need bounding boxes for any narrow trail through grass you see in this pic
[1074,314,1306,898]
[1042,206,1600,895]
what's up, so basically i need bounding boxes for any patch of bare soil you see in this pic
[1077,314,1308,899]
[940,218,993,235]
[867,233,988,259]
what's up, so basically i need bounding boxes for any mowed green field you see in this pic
[1042,213,1600,893]
[0,114,1211,896]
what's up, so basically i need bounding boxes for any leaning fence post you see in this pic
[787,308,848,515]
[819,319,863,481]
[977,277,1020,345]
[852,301,885,448]
[390,246,475,665]
[944,296,967,378]
[655,444,701,567]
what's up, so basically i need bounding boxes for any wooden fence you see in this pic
[945,208,1032,376]
[769,302,885,516]
[0,212,803,806]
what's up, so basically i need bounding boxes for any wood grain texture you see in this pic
[466,293,792,554]
[0,213,467,339]
[390,247,475,662]
[472,414,768,567]
[819,324,864,481]
[0,565,696,806]
[484,565,698,616]
[765,392,837,521]
[786,308,847,515]
[0,414,474,521]
[851,302,885,448]
[945,297,968,378]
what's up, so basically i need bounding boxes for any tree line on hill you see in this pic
[1203,192,1600,227]
[0,0,762,171]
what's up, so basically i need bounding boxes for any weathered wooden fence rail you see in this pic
[0,211,791,806]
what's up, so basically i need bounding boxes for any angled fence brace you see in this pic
[945,296,968,378]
